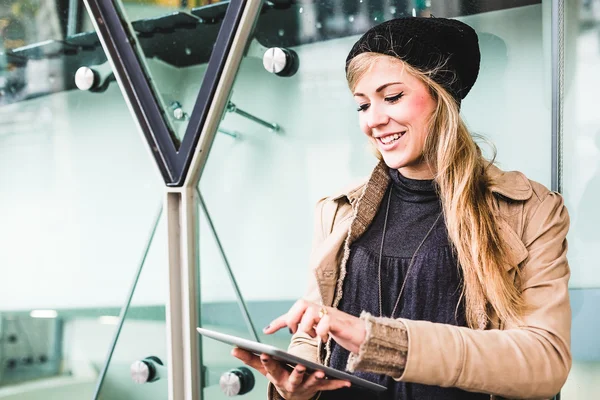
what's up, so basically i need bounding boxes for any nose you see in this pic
[366,105,389,130]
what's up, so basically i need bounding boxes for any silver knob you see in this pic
[74,67,97,91]
[220,371,242,396]
[262,47,299,77]
[219,367,255,396]
[169,101,188,121]
[130,356,163,384]
[263,47,288,74]
[74,63,115,92]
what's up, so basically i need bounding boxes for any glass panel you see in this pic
[113,0,231,147]
[0,0,166,398]
[458,0,551,186]
[197,0,552,398]
[96,214,169,400]
[198,195,291,398]
[561,0,600,397]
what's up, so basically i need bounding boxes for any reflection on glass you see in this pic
[96,216,169,400]
[0,314,63,386]
[1,0,100,105]
[0,0,68,48]
[561,0,600,397]
[0,0,164,397]
[563,0,600,288]
[114,0,231,147]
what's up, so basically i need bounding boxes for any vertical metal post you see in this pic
[551,0,564,193]
[166,189,201,400]
[182,3,264,399]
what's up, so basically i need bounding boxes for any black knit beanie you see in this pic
[346,17,481,102]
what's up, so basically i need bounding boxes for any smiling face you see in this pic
[353,56,437,179]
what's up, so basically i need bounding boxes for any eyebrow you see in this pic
[353,81,403,97]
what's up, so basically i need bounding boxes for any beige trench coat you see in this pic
[269,161,571,400]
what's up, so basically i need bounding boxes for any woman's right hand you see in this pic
[232,348,351,400]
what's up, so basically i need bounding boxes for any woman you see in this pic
[233,16,571,400]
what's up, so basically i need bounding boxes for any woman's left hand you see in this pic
[263,299,366,354]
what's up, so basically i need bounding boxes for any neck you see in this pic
[398,164,435,180]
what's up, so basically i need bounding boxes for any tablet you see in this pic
[197,327,386,393]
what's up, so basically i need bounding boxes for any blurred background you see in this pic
[0,0,598,398]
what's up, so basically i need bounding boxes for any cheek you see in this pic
[403,96,431,120]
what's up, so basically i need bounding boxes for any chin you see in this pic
[380,153,408,170]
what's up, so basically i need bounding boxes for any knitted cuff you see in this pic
[346,311,409,379]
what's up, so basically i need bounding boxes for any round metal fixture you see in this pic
[219,366,255,396]
[262,47,300,77]
[74,67,98,91]
[130,356,164,384]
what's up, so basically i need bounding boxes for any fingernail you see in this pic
[263,325,270,331]
[288,328,293,334]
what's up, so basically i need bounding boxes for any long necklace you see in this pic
[377,188,443,319]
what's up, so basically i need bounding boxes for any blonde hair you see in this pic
[347,53,523,328]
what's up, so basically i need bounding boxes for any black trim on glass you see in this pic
[178,0,245,186]
[84,0,178,183]
[83,0,246,186]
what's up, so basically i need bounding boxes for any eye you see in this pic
[356,103,370,112]
[385,92,404,103]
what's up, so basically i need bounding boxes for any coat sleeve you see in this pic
[350,192,572,399]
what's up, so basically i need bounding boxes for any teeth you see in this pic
[380,132,403,144]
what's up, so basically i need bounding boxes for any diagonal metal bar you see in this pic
[197,188,260,342]
[93,204,163,400]
[177,0,247,186]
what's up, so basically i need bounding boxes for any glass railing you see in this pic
[561,0,600,396]
[0,0,165,398]
[95,208,169,400]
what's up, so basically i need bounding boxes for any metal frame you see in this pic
[82,0,264,398]
[166,3,264,398]
[551,0,564,193]
[165,190,200,400]
[83,0,246,186]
